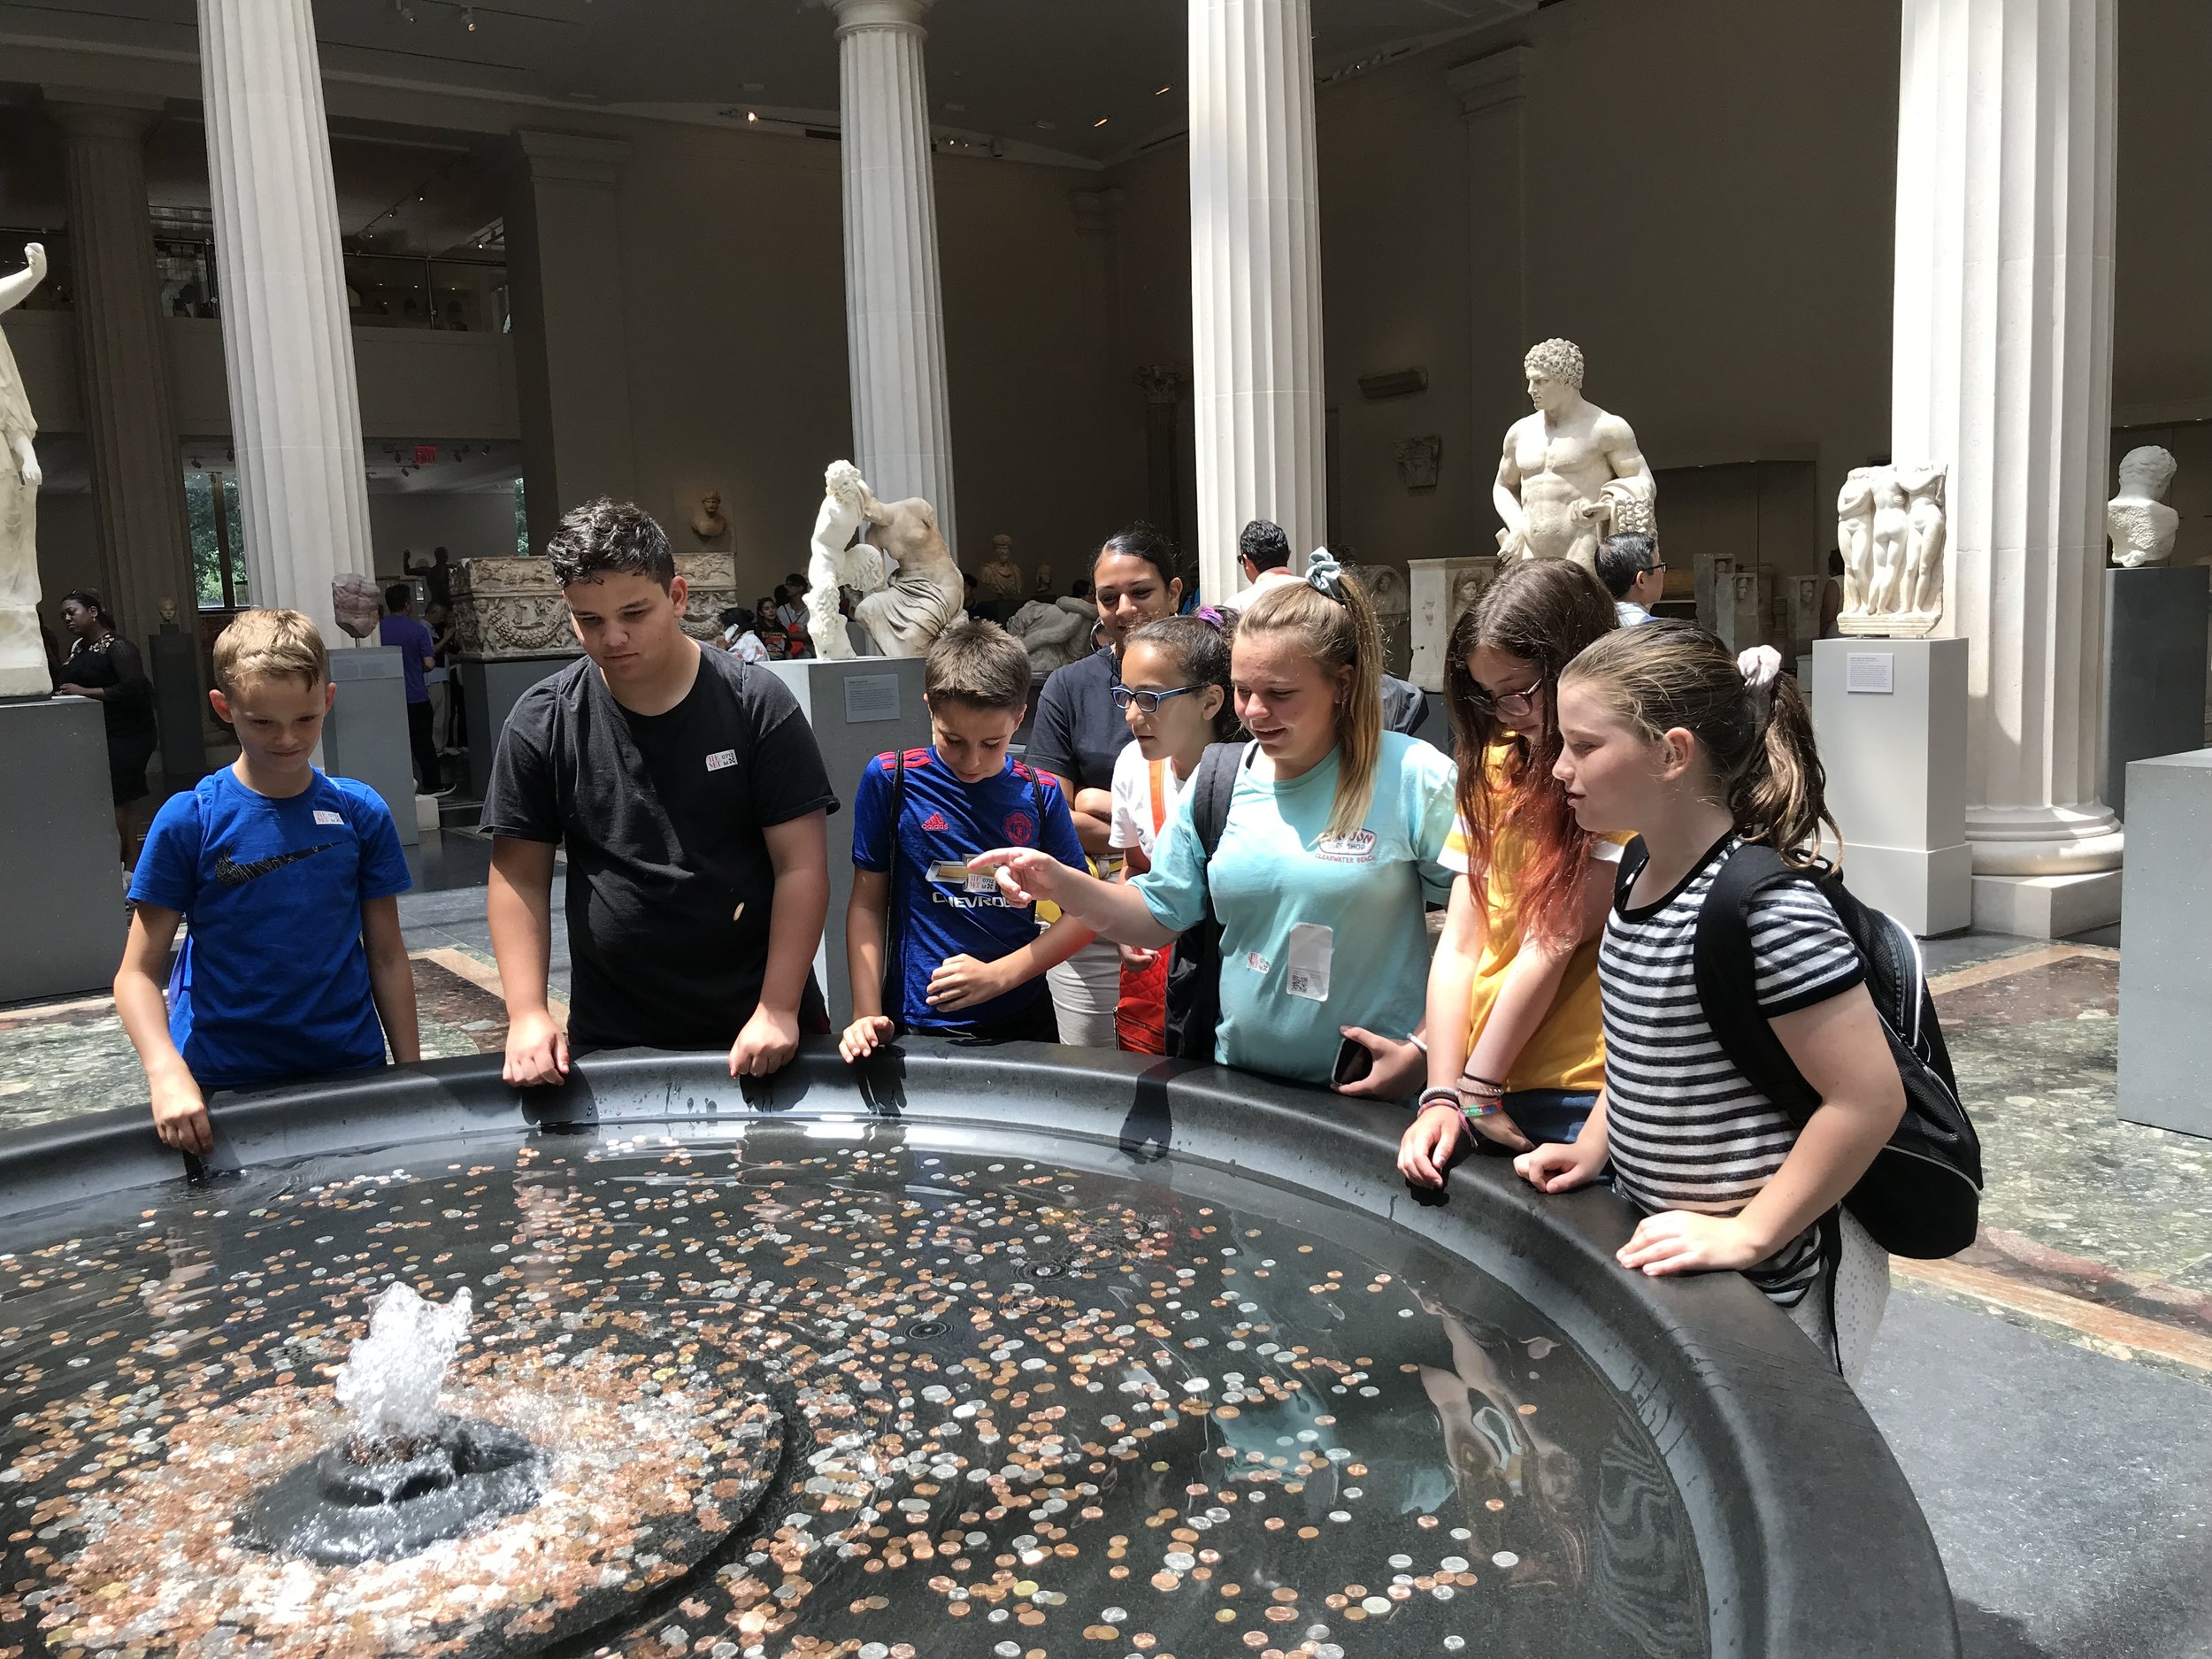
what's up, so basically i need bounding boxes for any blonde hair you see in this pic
[1561,621,1835,866]
[212,608,328,695]
[1237,559,1385,841]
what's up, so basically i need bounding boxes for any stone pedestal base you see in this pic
[325,648,418,849]
[0,609,49,698]
[764,657,931,1027]
[0,697,125,1002]
[457,657,572,801]
[2117,749,2212,1138]
[1408,557,1494,693]
[1970,869,2122,939]
[1810,638,1970,935]
[2103,564,2210,819]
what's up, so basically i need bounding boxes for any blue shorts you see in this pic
[1473,1088,1599,1151]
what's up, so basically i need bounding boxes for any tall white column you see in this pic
[827,0,956,553]
[49,96,196,650]
[1188,0,1326,603]
[197,0,372,643]
[1892,0,2123,913]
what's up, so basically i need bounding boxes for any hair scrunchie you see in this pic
[1194,604,1229,630]
[1303,548,1348,604]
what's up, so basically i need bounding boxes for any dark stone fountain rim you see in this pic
[0,1039,1959,1659]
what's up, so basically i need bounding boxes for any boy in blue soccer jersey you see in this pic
[113,609,419,1154]
[839,621,1092,1058]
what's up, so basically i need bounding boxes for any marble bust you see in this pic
[690,489,728,541]
[803,461,964,659]
[1493,338,1655,572]
[1033,563,1055,596]
[0,242,48,697]
[2108,446,2179,569]
[332,573,381,640]
[976,534,1025,602]
[1836,461,1947,637]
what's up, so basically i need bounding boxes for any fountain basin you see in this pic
[0,1041,1957,1658]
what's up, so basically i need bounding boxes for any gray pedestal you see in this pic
[2116,748,2212,1139]
[2103,564,2210,820]
[1810,638,1971,935]
[764,657,933,1026]
[149,623,208,784]
[458,656,574,800]
[323,647,418,849]
[0,697,126,1002]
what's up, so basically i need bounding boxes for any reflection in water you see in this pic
[0,1127,1705,1658]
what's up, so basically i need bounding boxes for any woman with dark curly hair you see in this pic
[53,588,159,866]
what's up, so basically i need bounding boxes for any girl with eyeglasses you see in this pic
[1105,612,1238,1054]
[974,554,1456,1092]
[1398,560,1624,1190]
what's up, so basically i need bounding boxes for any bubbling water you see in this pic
[334,1281,474,1452]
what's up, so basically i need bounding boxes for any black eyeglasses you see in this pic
[1466,679,1543,718]
[1111,683,1203,714]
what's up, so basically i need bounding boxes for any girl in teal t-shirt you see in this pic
[972,553,1455,1092]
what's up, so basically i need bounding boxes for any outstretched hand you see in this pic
[967,847,1067,907]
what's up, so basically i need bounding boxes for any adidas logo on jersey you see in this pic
[918,811,949,833]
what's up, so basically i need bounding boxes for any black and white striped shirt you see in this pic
[1600,834,1863,1304]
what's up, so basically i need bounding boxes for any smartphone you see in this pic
[1331,1033,1374,1088]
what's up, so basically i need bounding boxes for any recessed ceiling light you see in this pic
[1034,119,1055,130]
[746,111,757,122]
[1093,117,1108,127]
[1156,83,1171,95]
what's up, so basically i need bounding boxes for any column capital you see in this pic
[514,128,630,187]
[1069,188,1125,239]
[42,89,165,144]
[1133,365,1184,405]
[1445,44,1531,121]
[820,0,933,39]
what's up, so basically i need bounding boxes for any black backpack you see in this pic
[1162,741,1247,1060]
[1631,836,1983,1260]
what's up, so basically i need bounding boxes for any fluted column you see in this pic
[827,0,956,553]
[197,0,372,642]
[1188,0,1325,602]
[1893,0,2122,889]
[50,96,196,650]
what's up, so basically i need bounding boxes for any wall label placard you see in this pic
[844,672,902,724]
[1846,652,1896,695]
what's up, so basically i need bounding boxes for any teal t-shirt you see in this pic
[1133,732,1457,1087]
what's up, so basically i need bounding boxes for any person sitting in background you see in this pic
[720,603,772,663]
[1594,534,1665,626]
[753,595,789,659]
[379,583,443,795]
[839,621,1093,1060]
[116,609,418,1154]
[480,498,835,1084]
[54,589,160,867]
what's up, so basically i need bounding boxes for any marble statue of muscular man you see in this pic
[1492,338,1655,572]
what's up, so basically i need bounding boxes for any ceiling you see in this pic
[0,0,1534,166]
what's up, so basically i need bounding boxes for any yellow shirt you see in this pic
[1440,750,1627,1094]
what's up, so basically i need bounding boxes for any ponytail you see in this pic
[1560,621,1837,866]
[1238,551,1385,841]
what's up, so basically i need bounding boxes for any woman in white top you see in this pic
[1107,612,1236,1052]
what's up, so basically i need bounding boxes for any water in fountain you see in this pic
[335,1282,475,1452]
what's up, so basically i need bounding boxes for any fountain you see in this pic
[0,1042,1960,1657]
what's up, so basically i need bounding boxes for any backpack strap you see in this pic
[1190,740,1247,862]
[882,748,908,1014]
[1691,841,1822,1123]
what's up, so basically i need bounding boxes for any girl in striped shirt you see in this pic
[1517,622,1906,1378]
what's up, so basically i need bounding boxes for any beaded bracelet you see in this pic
[1416,1087,1461,1113]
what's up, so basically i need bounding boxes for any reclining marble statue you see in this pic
[0,242,47,697]
[1492,338,1655,571]
[804,462,964,660]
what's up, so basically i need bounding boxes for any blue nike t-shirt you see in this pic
[129,767,412,1090]
[850,748,1086,1031]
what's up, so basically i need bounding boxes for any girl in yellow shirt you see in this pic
[1400,560,1624,1186]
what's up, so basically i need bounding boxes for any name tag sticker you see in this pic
[312,810,344,826]
[1284,923,1333,1002]
[1244,951,1272,977]
[704,748,739,772]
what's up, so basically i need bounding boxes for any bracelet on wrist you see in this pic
[1463,1097,1505,1119]
[1462,1071,1507,1094]
[1417,1087,1462,1112]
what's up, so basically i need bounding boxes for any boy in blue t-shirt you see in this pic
[115,609,419,1154]
[839,621,1090,1058]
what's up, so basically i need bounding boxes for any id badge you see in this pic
[1283,923,1333,1002]
[926,859,997,895]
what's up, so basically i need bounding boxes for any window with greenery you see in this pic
[186,471,249,609]
[514,477,529,555]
